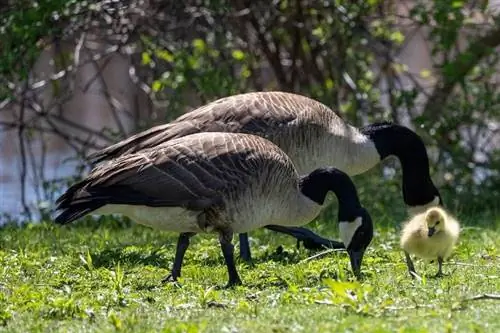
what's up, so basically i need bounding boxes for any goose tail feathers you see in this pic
[54,180,105,225]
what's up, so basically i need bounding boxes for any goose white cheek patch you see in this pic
[339,217,363,248]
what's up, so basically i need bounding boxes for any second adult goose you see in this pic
[55,132,373,286]
[88,91,442,260]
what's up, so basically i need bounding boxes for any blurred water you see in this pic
[0,146,78,222]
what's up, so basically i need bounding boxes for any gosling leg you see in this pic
[162,232,196,283]
[219,229,242,288]
[238,233,252,263]
[404,251,418,278]
[433,256,445,278]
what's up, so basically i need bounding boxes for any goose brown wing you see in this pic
[88,92,320,163]
[174,92,301,135]
[78,133,274,211]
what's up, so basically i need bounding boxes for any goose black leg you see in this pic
[404,251,417,278]
[433,256,445,278]
[219,229,242,288]
[162,232,196,283]
[238,233,252,263]
[265,225,345,250]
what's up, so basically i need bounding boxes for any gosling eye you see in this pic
[436,221,441,225]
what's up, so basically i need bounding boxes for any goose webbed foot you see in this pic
[162,232,196,284]
[220,229,243,288]
[238,233,253,264]
[431,272,445,278]
[161,274,179,284]
[265,225,344,251]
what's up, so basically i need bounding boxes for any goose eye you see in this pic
[436,221,440,225]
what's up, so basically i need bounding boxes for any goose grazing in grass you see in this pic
[55,132,373,286]
[87,91,442,261]
[400,207,460,278]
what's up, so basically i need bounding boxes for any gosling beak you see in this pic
[428,227,436,237]
[347,249,365,278]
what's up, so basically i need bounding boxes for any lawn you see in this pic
[0,209,499,333]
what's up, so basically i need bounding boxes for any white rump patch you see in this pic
[94,204,202,233]
[339,217,362,248]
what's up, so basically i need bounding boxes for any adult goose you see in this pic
[55,132,373,286]
[88,91,442,261]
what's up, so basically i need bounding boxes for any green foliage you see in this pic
[2,0,500,216]
[138,32,248,122]
[405,1,500,204]
[133,1,392,125]
[0,211,499,332]
[0,1,80,79]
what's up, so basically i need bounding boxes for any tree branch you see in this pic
[17,82,32,220]
[234,0,289,89]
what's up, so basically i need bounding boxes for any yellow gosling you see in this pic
[400,207,460,278]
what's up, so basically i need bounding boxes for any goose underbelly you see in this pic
[229,203,285,234]
[228,192,323,234]
[94,205,203,233]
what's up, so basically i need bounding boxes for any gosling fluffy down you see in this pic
[400,207,460,277]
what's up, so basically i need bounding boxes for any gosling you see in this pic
[400,207,460,278]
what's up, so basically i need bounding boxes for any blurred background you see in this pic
[1,0,499,222]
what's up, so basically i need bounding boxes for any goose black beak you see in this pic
[428,227,436,237]
[347,249,365,278]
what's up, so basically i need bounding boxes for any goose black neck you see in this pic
[299,167,362,221]
[360,122,442,207]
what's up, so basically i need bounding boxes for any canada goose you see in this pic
[55,132,373,286]
[87,91,442,261]
[400,207,460,278]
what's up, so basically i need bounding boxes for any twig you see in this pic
[17,82,32,220]
[26,133,42,204]
[300,248,345,263]
[91,56,129,137]
[74,32,86,68]
[464,294,500,301]
[236,0,289,89]
[47,113,114,142]
[446,262,498,268]
[82,56,113,93]
[385,304,435,311]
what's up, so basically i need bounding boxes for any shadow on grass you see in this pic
[89,241,318,272]
[90,247,170,269]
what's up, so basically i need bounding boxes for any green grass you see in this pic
[0,211,499,333]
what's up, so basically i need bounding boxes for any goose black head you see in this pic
[361,122,443,211]
[299,167,374,277]
[338,207,373,277]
